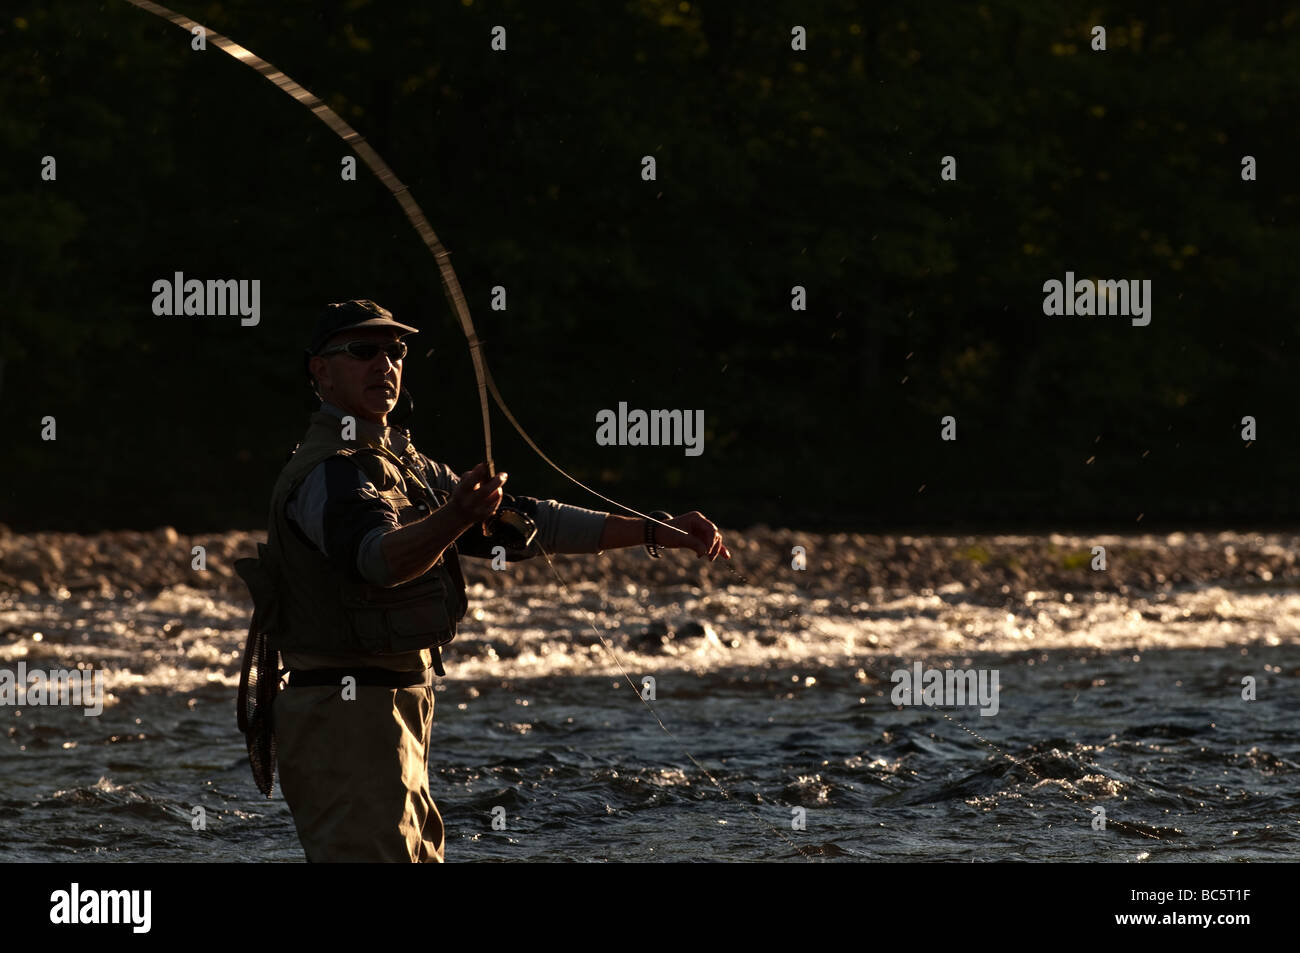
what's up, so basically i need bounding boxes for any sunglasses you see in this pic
[318,340,407,361]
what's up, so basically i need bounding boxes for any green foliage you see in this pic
[2,1,1297,531]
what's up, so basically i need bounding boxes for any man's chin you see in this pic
[359,390,398,416]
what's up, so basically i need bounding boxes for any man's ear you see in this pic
[308,355,329,394]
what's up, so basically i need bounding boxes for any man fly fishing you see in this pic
[236,298,729,862]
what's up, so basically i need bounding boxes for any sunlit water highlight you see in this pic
[2,532,1297,862]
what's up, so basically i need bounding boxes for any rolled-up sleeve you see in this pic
[530,499,608,554]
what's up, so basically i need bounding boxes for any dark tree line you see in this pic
[3,1,1297,532]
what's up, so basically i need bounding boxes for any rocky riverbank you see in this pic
[1,524,1296,604]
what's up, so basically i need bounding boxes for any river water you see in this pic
[2,534,1297,862]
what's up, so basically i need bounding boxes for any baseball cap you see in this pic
[306,299,419,356]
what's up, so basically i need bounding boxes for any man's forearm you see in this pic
[598,514,644,551]
[380,505,475,585]
[383,512,648,581]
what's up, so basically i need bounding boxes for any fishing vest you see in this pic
[250,411,468,661]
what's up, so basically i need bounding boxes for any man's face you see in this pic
[309,326,405,424]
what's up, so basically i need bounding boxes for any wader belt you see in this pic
[287,665,435,689]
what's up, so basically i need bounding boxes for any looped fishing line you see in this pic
[122,0,810,858]
[123,0,1168,854]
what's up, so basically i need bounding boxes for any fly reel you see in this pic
[482,507,538,549]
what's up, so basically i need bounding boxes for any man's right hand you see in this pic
[448,462,507,524]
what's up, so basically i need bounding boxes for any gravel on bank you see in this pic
[1,524,1296,604]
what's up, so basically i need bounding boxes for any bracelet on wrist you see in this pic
[644,511,673,559]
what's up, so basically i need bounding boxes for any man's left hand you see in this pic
[656,511,731,561]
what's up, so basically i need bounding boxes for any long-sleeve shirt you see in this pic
[281,402,608,672]
[286,402,608,586]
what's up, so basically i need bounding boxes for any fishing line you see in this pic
[123,0,1167,853]
[121,0,799,854]
[481,362,688,540]
[490,351,1166,842]
[121,0,691,546]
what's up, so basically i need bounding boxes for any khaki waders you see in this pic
[273,677,444,863]
[244,410,467,864]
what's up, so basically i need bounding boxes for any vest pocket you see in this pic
[340,575,457,654]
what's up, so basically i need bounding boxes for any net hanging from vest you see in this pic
[236,612,276,798]
[235,548,280,797]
